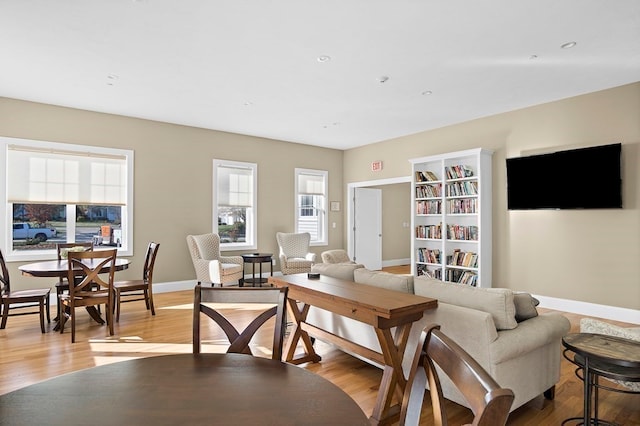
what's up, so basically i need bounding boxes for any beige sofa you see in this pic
[307,264,571,412]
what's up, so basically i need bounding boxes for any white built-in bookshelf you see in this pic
[409,148,492,287]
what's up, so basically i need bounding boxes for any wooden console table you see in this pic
[269,273,437,425]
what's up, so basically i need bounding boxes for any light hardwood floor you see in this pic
[1,273,638,425]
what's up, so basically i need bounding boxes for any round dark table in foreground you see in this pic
[0,353,369,426]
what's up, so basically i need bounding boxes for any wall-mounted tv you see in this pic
[506,143,622,210]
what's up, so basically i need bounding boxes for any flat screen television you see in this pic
[506,143,622,210]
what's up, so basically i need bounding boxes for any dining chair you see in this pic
[400,324,514,426]
[59,249,117,343]
[54,242,94,322]
[193,285,289,360]
[0,249,51,333]
[186,234,244,287]
[113,242,160,322]
[275,232,316,274]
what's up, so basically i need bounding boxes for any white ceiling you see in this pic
[1,1,639,150]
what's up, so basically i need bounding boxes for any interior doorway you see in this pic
[347,176,411,269]
[353,187,382,270]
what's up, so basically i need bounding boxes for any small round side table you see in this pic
[562,333,640,426]
[240,253,273,287]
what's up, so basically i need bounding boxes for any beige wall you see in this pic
[343,82,640,310]
[0,98,344,288]
[3,82,638,311]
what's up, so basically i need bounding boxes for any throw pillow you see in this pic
[353,268,414,294]
[513,292,540,322]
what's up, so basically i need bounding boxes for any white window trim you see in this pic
[1,136,134,261]
[295,168,328,246]
[213,159,257,251]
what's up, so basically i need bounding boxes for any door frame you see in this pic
[347,176,411,261]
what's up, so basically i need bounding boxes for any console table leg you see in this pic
[283,300,321,365]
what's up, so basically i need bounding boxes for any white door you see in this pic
[354,187,382,270]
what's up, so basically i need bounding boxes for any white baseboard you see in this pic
[382,258,411,268]
[534,294,640,325]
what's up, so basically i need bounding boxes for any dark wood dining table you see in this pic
[0,353,370,425]
[19,257,131,327]
[18,257,131,278]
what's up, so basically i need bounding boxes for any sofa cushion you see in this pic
[353,268,414,294]
[414,276,518,330]
[311,263,364,281]
[513,292,540,322]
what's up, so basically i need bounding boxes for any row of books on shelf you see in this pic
[446,181,478,197]
[416,200,442,215]
[415,170,439,182]
[446,249,478,268]
[445,164,474,179]
[415,265,478,286]
[415,184,442,198]
[447,198,477,214]
[417,264,441,279]
[447,225,478,241]
[416,247,441,263]
[445,270,478,286]
[416,224,441,239]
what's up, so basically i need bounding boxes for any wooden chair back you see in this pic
[400,324,514,426]
[114,242,160,321]
[193,285,288,360]
[57,242,94,261]
[141,242,160,283]
[54,242,95,320]
[60,249,117,342]
[0,249,9,295]
[0,249,51,333]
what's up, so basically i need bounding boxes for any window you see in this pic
[213,159,257,250]
[295,168,328,245]
[1,137,134,261]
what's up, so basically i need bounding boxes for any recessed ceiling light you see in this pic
[106,74,119,86]
[561,41,577,49]
[243,101,254,106]
[421,90,433,96]
[317,55,331,63]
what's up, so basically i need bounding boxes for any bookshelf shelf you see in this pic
[410,148,492,288]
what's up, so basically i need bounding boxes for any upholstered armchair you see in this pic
[276,232,316,275]
[186,234,244,286]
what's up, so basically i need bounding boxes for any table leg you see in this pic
[584,357,591,426]
[86,306,105,324]
[370,323,412,425]
[251,262,256,287]
[282,300,321,365]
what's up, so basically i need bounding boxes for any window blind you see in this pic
[7,145,127,205]
[297,172,325,195]
[217,164,253,207]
